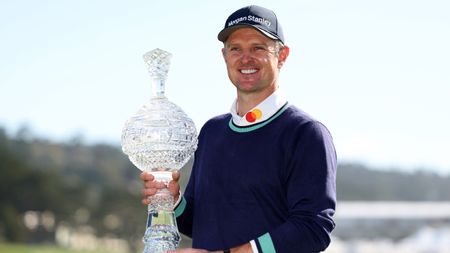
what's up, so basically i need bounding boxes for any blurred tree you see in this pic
[0,131,29,241]
[337,162,450,201]
[0,129,88,242]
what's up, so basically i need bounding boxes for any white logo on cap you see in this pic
[248,15,271,27]
[228,15,271,28]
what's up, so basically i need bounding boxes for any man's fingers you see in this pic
[144,180,166,189]
[168,181,180,195]
[141,171,182,206]
[142,187,158,197]
[172,171,181,182]
[140,171,155,182]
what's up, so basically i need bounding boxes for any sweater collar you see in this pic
[230,89,287,127]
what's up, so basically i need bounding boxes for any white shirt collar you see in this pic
[230,89,287,127]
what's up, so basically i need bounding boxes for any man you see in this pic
[141,5,337,253]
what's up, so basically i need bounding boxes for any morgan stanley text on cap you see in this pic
[217,5,285,44]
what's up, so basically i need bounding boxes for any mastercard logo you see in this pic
[245,108,262,123]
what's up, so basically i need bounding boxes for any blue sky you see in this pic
[1,0,449,174]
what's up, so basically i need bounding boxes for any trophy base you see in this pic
[143,223,180,253]
[143,192,181,253]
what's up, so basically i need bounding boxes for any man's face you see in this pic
[222,28,288,97]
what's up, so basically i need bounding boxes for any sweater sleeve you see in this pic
[174,195,194,237]
[256,121,337,253]
[174,160,196,238]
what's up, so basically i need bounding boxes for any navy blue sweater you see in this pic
[175,104,337,252]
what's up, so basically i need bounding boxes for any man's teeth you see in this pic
[241,69,257,74]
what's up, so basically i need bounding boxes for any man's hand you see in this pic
[167,242,253,253]
[140,171,181,205]
[167,249,214,253]
[230,243,253,253]
[167,249,221,253]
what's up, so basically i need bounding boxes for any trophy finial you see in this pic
[143,48,172,80]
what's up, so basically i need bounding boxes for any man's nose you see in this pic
[239,50,254,63]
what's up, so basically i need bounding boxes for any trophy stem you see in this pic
[143,172,181,253]
[150,77,166,98]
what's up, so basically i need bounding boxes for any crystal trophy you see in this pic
[121,48,198,253]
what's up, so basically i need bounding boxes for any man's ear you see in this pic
[278,46,290,69]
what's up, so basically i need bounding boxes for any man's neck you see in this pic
[236,87,278,116]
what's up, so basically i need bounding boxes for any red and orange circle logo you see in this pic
[245,108,262,123]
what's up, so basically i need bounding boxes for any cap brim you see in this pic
[217,24,278,43]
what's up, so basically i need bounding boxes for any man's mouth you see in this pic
[240,68,258,74]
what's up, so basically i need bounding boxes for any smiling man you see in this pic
[141,5,337,253]
[221,27,288,119]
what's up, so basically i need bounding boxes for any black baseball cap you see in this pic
[218,5,285,44]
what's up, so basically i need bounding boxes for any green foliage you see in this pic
[0,127,144,249]
[0,130,88,241]
[0,242,123,253]
[337,162,450,201]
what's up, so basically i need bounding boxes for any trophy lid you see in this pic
[143,49,172,98]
